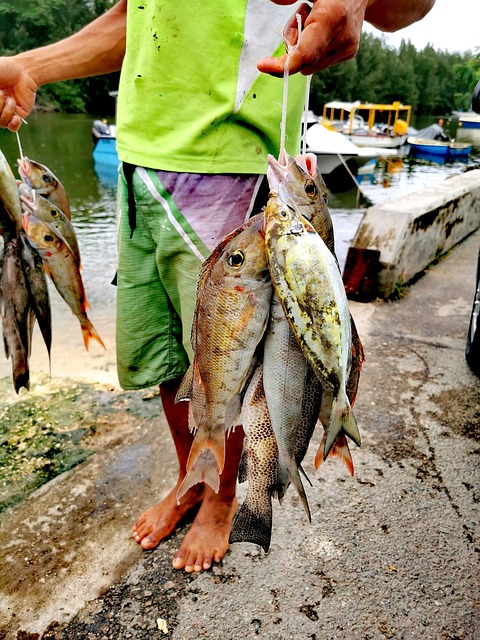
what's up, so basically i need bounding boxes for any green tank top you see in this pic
[116,0,306,174]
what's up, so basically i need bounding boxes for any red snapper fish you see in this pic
[176,213,272,500]
[17,157,71,219]
[22,211,104,351]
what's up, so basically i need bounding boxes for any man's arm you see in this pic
[258,0,435,76]
[0,0,127,131]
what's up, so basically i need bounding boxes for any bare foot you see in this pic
[132,480,204,550]
[172,488,238,573]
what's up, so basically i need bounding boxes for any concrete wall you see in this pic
[343,169,480,300]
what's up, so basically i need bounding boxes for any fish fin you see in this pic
[237,448,248,484]
[187,428,226,475]
[175,363,194,402]
[324,394,360,459]
[315,432,354,476]
[287,460,311,522]
[276,459,290,503]
[80,317,106,351]
[229,501,273,553]
[225,395,241,433]
[177,448,221,502]
[299,464,313,487]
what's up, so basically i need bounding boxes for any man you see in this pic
[0,0,435,573]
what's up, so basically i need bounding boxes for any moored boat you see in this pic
[305,120,398,191]
[92,118,120,187]
[407,137,472,159]
[321,100,412,148]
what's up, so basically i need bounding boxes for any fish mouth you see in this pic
[17,158,31,186]
[266,152,296,191]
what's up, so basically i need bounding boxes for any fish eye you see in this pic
[44,234,54,242]
[278,209,288,218]
[305,181,317,197]
[227,250,245,267]
[42,174,52,184]
[51,209,58,217]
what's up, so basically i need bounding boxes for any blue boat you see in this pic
[92,119,119,187]
[407,137,472,160]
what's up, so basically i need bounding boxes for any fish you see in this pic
[263,192,360,459]
[0,149,23,232]
[18,232,52,363]
[267,151,333,253]
[20,189,81,266]
[176,213,272,500]
[263,293,311,519]
[22,211,105,351]
[1,239,31,392]
[17,157,71,218]
[229,363,279,552]
[267,151,364,471]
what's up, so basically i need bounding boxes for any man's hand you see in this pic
[258,0,368,76]
[0,57,38,132]
[259,0,435,76]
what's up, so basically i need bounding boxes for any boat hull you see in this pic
[407,137,472,160]
[344,133,407,148]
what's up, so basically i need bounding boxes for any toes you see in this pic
[140,534,161,550]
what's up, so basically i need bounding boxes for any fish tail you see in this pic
[315,432,354,476]
[276,459,290,503]
[229,501,273,553]
[324,393,360,459]
[188,428,226,475]
[287,459,311,522]
[176,447,221,502]
[176,430,225,500]
[80,317,106,351]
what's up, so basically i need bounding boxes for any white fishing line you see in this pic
[302,75,312,156]
[280,13,305,159]
[15,130,25,162]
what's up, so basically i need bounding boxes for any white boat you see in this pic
[305,121,398,191]
[321,100,412,148]
[453,111,480,146]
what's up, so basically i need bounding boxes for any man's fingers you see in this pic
[0,93,17,129]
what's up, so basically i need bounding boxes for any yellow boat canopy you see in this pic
[322,100,412,134]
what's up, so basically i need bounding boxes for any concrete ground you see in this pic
[0,228,479,640]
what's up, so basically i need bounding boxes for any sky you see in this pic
[362,0,479,54]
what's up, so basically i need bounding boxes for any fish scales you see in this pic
[267,152,364,466]
[176,214,272,500]
[263,294,311,519]
[1,239,32,391]
[18,157,71,219]
[264,192,360,460]
[229,364,278,553]
[22,211,104,351]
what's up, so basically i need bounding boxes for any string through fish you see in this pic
[15,129,25,162]
[280,13,303,158]
[302,75,312,156]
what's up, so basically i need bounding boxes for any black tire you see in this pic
[465,244,480,376]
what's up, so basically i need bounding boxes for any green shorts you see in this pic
[116,165,266,389]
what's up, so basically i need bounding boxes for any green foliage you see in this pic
[0,0,118,114]
[0,3,478,116]
[311,33,480,117]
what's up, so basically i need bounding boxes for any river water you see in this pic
[0,112,479,384]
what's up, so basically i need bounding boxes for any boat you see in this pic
[92,118,119,187]
[407,123,472,160]
[304,120,399,192]
[453,111,480,146]
[407,137,472,160]
[321,100,412,148]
